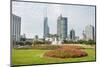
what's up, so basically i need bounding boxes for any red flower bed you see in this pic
[43,45,88,58]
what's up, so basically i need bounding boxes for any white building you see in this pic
[83,25,95,41]
[45,34,62,45]
[11,14,21,45]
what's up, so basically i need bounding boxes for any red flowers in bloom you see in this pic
[44,45,88,58]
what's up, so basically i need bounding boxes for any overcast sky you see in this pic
[12,1,95,39]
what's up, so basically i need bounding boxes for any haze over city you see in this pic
[12,1,95,39]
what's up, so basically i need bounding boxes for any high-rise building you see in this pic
[83,25,95,41]
[57,14,68,41]
[43,8,49,39]
[11,14,21,45]
[43,16,49,39]
[70,29,75,40]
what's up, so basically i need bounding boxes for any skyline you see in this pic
[12,1,96,39]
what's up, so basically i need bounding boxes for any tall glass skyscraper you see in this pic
[43,17,49,39]
[57,14,68,41]
[70,29,75,40]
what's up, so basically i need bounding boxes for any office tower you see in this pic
[70,29,75,40]
[11,14,21,45]
[43,8,49,39]
[57,14,68,41]
[43,17,49,39]
[83,25,95,41]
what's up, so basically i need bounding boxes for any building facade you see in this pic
[11,14,21,45]
[57,14,68,41]
[70,29,75,40]
[83,25,95,41]
[43,17,49,39]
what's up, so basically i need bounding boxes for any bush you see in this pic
[15,45,60,50]
[25,41,32,45]
[32,45,60,50]
[33,41,51,45]
[63,40,96,45]
[77,40,96,45]
[86,40,96,45]
[44,45,88,58]
[17,41,25,46]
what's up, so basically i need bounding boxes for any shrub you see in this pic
[32,45,60,50]
[25,41,32,45]
[15,45,60,50]
[44,45,88,58]
[17,41,25,46]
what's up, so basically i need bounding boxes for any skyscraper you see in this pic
[70,29,75,40]
[43,8,49,39]
[83,25,95,41]
[11,14,21,45]
[57,14,68,41]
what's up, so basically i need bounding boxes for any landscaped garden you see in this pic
[12,44,96,66]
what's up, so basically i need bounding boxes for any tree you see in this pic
[20,37,26,41]
[87,40,95,45]
[25,41,32,45]
[18,41,24,46]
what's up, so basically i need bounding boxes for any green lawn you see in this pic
[12,48,96,66]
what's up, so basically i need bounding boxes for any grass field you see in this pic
[12,47,96,66]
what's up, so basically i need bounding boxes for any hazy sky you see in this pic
[12,1,95,39]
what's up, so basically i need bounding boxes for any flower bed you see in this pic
[43,45,88,58]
